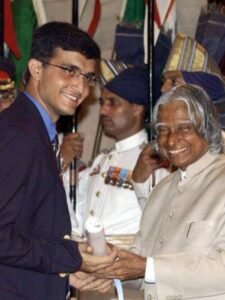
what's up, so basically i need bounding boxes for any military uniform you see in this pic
[74,129,169,236]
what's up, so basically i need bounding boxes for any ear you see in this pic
[132,103,145,117]
[28,59,43,80]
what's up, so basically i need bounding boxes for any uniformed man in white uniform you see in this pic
[74,60,170,237]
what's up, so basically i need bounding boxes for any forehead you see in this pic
[157,100,190,123]
[101,88,130,103]
[163,70,183,80]
[52,48,97,70]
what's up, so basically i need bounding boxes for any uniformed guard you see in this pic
[74,59,170,238]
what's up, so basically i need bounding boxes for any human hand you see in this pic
[60,132,84,170]
[70,271,112,293]
[94,249,147,281]
[132,144,161,183]
[78,242,118,273]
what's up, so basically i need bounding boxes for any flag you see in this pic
[8,0,45,87]
[32,0,47,26]
[114,0,146,66]
[4,0,20,58]
[153,0,176,103]
[87,0,101,37]
[154,0,176,45]
[79,0,88,19]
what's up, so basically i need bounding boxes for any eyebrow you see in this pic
[100,96,117,101]
[56,62,79,69]
[59,63,96,75]
[155,120,192,127]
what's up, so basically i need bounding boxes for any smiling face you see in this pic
[156,100,208,170]
[27,48,97,122]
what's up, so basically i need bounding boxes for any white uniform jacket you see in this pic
[75,130,169,236]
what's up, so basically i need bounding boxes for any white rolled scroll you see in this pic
[85,215,108,256]
[85,215,124,300]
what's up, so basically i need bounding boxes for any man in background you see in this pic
[132,32,225,199]
[161,32,225,128]
[73,59,170,239]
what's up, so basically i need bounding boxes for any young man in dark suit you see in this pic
[0,22,116,300]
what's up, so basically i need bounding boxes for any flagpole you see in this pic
[72,0,78,27]
[149,0,153,141]
[70,3,79,300]
[70,0,79,213]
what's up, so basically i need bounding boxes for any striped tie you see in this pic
[65,277,72,300]
[52,134,61,172]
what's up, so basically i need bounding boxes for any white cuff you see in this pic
[132,180,149,210]
[145,257,155,283]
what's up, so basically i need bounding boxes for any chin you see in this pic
[175,161,190,169]
[103,129,115,139]
[61,108,76,116]
[170,157,188,169]
[103,126,114,134]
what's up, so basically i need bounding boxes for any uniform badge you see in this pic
[102,166,134,190]
[90,164,101,176]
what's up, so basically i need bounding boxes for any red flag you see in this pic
[4,0,21,58]
[154,0,161,29]
[87,0,101,37]
[154,0,176,44]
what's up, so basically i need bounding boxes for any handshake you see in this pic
[70,241,118,294]
[69,215,147,294]
[70,215,117,294]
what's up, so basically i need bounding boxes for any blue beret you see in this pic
[99,59,149,106]
[106,66,149,106]
[182,71,224,101]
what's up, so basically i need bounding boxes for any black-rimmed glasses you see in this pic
[39,60,99,87]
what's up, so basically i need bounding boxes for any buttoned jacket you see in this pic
[131,152,225,300]
[77,130,148,235]
[0,93,82,300]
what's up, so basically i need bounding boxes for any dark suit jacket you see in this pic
[0,92,82,300]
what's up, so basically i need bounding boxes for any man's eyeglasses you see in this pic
[39,60,99,87]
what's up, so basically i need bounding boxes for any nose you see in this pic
[72,74,87,94]
[100,102,110,116]
[167,130,180,147]
[161,79,173,93]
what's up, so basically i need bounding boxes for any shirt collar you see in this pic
[23,91,57,141]
[179,151,218,180]
[115,129,148,153]
[180,169,187,181]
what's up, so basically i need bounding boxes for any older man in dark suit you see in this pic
[0,22,116,300]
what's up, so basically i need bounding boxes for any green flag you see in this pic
[114,0,146,65]
[122,0,145,29]
[9,0,38,87]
